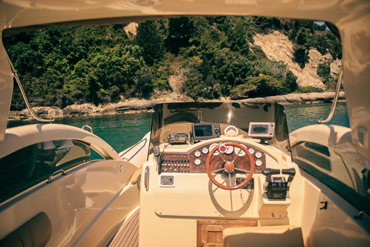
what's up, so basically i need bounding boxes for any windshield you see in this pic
[150,102,290,153]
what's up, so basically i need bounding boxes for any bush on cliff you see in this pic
[294,86,324,93]
[230,75,294,100]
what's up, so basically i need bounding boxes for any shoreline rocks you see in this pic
[8,92,345,121]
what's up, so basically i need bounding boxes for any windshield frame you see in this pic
[149,102,291,155]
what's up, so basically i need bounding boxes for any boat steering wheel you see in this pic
[206,142,255,190]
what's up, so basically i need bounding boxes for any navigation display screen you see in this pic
[250,125,268,135]
[194,124,213,136]
[248,122,275,138]
[192,123,221,141]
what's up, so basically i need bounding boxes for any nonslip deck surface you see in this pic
[109,208,139,247]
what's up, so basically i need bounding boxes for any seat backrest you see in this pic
[0,212,52,247]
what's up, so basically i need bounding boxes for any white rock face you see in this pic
[169,66,188,92]
[330,58,342,77]
[253,31,341,89]
[124,23,139,40]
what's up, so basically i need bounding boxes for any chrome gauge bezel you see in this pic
[209,143,220,156]
[234,144,247,156]
[255,151,262,159]
[255,159,263,167]
[248,147,255,155]
[194,158,201,166]
[224,125,239,137]
[202,146,209,154]
[194,150,201,157]
[225,146,234,155]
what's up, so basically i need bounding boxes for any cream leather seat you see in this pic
[0,212,52,247]
[223,225,304,247]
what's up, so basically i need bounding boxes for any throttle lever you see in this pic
[262,168,280,182]
[262,168,280,192]
[282,168,296,191]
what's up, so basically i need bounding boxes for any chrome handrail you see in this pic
[47,169,66,183]
[318,67,343,124]
[82,124,93,133]
[144,166,150,191]
[120,138,147,161]
[6,54,54,123]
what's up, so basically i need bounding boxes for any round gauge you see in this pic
[225,146,234,155]
[235,144,247,156]
[202,146,209,154]
[194,150,201,157]
[194,158,201,166]
[248,147,255,155]
[209,143,219,156]
[255,159,263,167]
[224,126,239,137]
[255,151,262,159]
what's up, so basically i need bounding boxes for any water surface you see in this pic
[8,103,349,154]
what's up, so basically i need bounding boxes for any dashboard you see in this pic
[159,142,266,174]
[158,122,276,175]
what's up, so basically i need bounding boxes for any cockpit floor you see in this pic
[109,207,139,247]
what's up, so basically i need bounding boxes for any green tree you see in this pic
[135,20,164,65]
[166,17,194,55]
[230,75,290,99]
[227,20,249,56]
[296,27,309,45]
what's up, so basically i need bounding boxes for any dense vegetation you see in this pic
[3,17,341,109]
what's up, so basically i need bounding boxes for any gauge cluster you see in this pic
[159,143,266,174]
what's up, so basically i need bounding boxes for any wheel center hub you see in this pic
[224,161,235,172]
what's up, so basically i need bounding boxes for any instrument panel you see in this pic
[160,143,266,174]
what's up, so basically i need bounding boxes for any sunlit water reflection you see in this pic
[8,103,349,154]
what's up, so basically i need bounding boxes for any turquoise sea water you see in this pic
[7,102,349,154]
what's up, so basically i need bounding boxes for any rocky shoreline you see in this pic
[8,92,345,121]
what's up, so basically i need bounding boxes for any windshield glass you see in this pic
[150,102,290,153]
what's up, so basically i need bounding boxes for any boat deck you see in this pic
[109,208,139,247]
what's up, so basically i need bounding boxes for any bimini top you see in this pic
[0,0,370,161]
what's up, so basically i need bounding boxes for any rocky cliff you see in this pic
[9,26,344,120]
[253,31,341,89]
[127,23,340,90]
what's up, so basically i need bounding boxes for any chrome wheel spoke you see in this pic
[211,168,224,174]
[219,153,227,162]
[231,152,239,162]
[235,168,249,174]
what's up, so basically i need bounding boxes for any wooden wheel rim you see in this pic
[206,142,255,190]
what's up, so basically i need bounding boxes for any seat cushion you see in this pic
[223,225,304,247]
[0,212,52,247]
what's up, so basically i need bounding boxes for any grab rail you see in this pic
[144,166,150,191]
[120,138,147,161]
[47,169,66,183]
[7,54,54,123]
[318,67,343,124]
[82,124,93,133]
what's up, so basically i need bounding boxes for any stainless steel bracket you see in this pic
[47,169,66,183]
[82,124,93,133]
